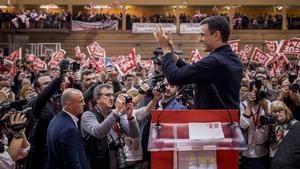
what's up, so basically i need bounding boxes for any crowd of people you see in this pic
[0,15,299,169]
[1,8,299,30]
[0,9,71,29]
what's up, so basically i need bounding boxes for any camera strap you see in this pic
[252,106,261,128]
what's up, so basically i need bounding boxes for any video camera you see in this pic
[138,73,166,97]
[0,99,29,129]
[288,71,299,93]
[151,47,163,65]
[59,59,80,72]
[260,114,277,125]
[176,84,195,107]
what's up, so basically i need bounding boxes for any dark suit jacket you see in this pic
[162,45,243,109]
[47,111,90,169]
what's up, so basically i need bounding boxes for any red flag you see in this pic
[188,49,202,63]
[115,49,137,76]
[228,39,241,54]
[265,40,278,53]
[4,48,21,65]
[250,47,271,66]
[90,56,103,74]
[270,63,278,78]
[48,49,66,67]
[86,42,106,58]
[277,53,289,65]
[75,46,85,60]
[139,60,154,70]
[278,38,300,54]
[33,57,48,71]
[9,63,17,75]
[239,45,252,64]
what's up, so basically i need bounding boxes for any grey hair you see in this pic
[61,88,82,106]
[93,84,113,99]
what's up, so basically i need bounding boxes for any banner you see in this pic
[250,47,271,66]
[139,60,153,70]
[265,40,278,53]
[228,39,241,54]
[75,46,86,60]
[180,23,201,34]
[278,38,300,54]
[115,48,137,76]
[72,20,118,31]
[4,48,21,65]
[132,23,176,33]
[48,49,66,66]
[86,42,106,58]
[239,44,252,63]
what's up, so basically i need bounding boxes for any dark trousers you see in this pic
[89,157,110,169]
[240,155,270,169]
[25,151,47,169]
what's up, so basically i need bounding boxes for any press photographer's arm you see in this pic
[0,112,30,168]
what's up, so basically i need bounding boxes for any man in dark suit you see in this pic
[154,16,243,109]
[47,88,90,169]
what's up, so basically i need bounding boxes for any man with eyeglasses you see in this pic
[80,84,139,169]
[25,72,64,169]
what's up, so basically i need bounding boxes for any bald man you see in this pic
[46,89,91,169]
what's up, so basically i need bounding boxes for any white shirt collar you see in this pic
[63,109,79,128]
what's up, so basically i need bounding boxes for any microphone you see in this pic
[210,83,235,139]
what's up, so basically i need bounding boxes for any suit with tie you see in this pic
[47,111,90,169]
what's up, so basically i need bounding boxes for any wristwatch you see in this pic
[13,132,24,139]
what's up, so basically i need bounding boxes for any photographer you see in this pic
[270,103,300,169]
[0,113,30,169]
[157,78,187,110]
[80,84,139,169]
[25,60,67,169]
[268,101,297,158]
[239,82,271,169]
[277,77,300,121]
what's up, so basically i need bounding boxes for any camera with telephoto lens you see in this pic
[109,136,126,169]
[288,71,300,93]
[260,114,277,125]
[250,78,267,103]
[177,84,195,107]
[151,47,164,65]
[59,59,80,72]
[138,73,166,97]
[0,100,30,132]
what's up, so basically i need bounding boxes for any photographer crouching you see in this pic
[0,111,30,169]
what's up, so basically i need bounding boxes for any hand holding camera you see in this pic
[9,113,27,133]
[247,90,256,108]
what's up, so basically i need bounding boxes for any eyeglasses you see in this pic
[99,93,114,98]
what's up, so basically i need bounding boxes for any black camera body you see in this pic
[138,73,166,97]
[260,114,277,125]
[151,47,163,65]
[250,79,267,103]
[59,59,80,72]
[124,95,132,104]
[110,136,126,169]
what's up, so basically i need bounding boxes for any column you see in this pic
[282,5,287,30]
[122,6,126,31]
[176,4,180,33]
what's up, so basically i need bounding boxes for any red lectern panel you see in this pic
[150,110,240,169]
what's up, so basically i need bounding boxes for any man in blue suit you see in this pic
[47,88,90,169]
[154,16,243,109]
